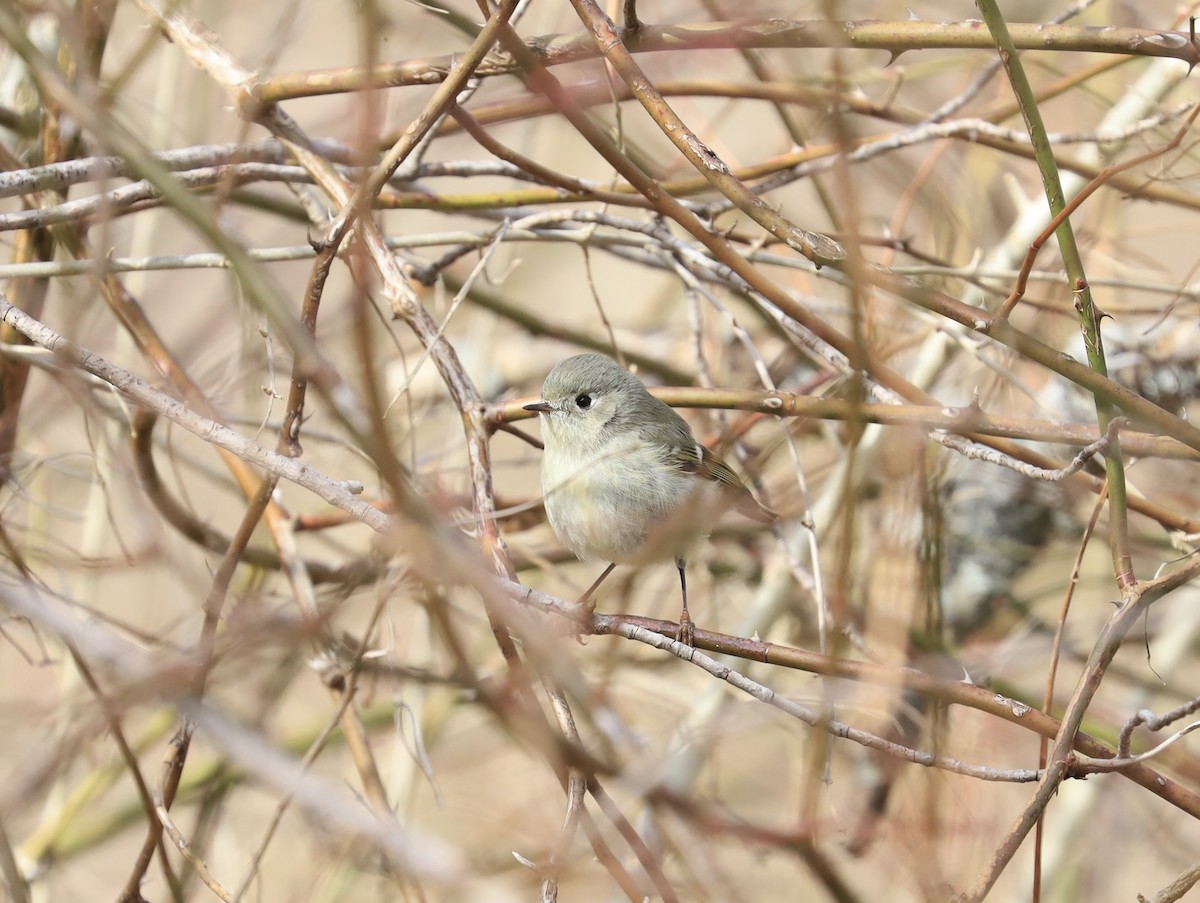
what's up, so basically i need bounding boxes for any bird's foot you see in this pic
[675,610,695,647]
[567,593,599,644]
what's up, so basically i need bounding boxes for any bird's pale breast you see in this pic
[540,433,705,564]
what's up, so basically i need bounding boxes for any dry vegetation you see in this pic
[3,0,1200,901]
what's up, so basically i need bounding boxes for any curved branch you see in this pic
[130,410,378,586]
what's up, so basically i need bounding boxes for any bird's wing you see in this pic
[667,440,775,523]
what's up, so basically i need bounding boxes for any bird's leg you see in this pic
[578,562,617,615]
[675,557,694,646]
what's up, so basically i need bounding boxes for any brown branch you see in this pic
[510,582,1200,819]
[254,20,1200,102]
[991,103,1200,324]
[964,552,1200,900]
[129,410,376,584]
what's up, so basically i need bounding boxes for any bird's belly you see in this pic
[542,448,699,564]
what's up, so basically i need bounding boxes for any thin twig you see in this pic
[931,416,1127,482]
[0,294,389,531]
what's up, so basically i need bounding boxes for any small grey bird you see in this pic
[523,353,773,644]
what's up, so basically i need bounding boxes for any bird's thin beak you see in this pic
[523,400,552,414]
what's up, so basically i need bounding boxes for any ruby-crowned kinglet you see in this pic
[523,353,773,644]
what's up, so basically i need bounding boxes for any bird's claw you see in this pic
[568,593,599,645]
[675,611,695,647]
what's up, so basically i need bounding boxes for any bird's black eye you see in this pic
[575,393,593,410]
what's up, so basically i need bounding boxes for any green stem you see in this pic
[976,0,1132,588]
